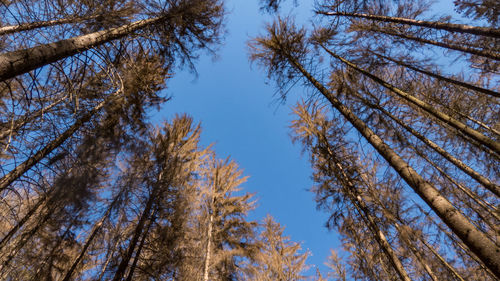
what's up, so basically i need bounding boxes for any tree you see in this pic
[241,215,310,281]
[249,2,500,277]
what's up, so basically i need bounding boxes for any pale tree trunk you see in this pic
[285,54,500,277]
[0,15,100,36]
[0,90,120,193]
[367,27,500,61]
[317,11,500,38]
[351,90,500,197]
[321,45,500,155]
[203,212,214,281]
[0,16,163,82]
[372,52,500,98]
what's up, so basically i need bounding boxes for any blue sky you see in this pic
[153,0,339,274]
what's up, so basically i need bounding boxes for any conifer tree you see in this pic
[241,215,310,281]
[249,1,500,276]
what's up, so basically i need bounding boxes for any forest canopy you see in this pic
[0,0,498,280]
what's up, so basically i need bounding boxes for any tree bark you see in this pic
[203,212,214,281]
[0,90,120,193]
[318,11,500,38]
[0,15,100,36]
[0,16,163,82]
[285,53,500,277]
[321,45,500,155]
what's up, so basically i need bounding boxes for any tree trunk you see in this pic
[352,90,500,197]
[0,195,45,251]
[97,235,121,281]
[321,45,500,155]
[124,208,157,281]
[366,27,500,61]
[0,16,163,82]
[393,223,439,281]
[203,212,214,281]
[0,15,100,36]
[350,192,411,281]
[111,193,155,281]
[372,52,500,98]
[0,90,120,193]
[318,11,500,38]
[317,131,411,280]
[285,54,500,277]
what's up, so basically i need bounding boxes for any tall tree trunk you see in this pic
[317,11,500,38]
[284,53,500,277]
[0,209,52,271]
[351,90,500,197]
[0,16,163,82]
[321,45,500,155]
[349,190,411,281]
[111,193,155,281]
[366,27,500,61]
[0,15,100,36]
[124,208,157,281]
[0,90,120,193]
[97,235,121,281]
[372,52,500,98]
[203,212,214,281]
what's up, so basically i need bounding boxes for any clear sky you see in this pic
[152,0,340,275]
